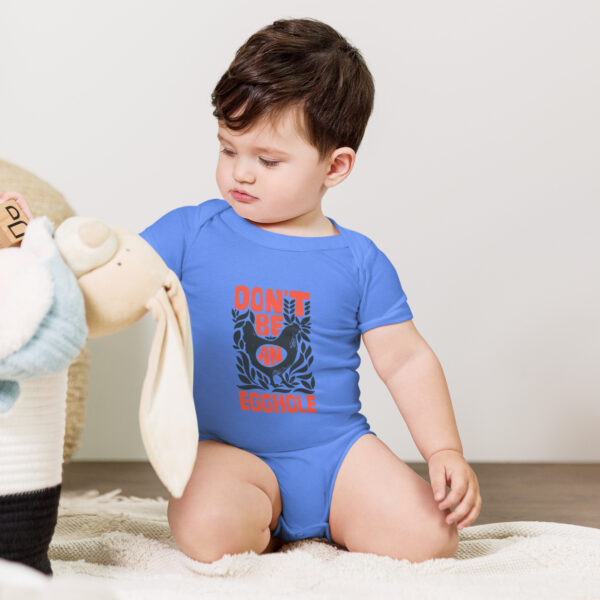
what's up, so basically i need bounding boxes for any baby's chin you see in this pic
[223,196,297,226]
[228,199,265,223]
[223,193,259,211]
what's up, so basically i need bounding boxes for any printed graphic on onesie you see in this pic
[232,285,317,414]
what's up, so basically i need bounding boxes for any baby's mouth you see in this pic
[231,189,258,203]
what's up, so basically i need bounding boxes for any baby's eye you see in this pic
[260,157,280,168]
[220,148,235,157]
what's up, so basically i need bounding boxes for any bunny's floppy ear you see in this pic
[139,270,198,498]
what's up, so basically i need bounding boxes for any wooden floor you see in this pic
[62,461,600,529]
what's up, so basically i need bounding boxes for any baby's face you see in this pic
[216,107,331,226]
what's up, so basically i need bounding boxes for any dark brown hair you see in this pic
[211,18,375,161]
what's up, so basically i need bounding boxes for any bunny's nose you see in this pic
[54,216,118,277]
[79,221,111,248]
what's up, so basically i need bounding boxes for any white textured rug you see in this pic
[1,489,599,599]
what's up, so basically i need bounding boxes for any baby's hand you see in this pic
[427,449,481,530]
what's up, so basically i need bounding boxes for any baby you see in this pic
[139,17,481,563]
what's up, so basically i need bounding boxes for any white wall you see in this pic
[1,0,598,461]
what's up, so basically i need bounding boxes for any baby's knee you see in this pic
[440,522,460,558]
[398,521,458,563]
[419,507,459,560]
[405,522,457,562]
[167,493,271,563]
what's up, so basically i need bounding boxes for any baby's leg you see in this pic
[168,440,283,563]
[328,434,458,562]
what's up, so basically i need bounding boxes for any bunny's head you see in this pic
[54,219,167,336]
[54,217,198,499]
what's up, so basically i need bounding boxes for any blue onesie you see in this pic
[139,198,413,543]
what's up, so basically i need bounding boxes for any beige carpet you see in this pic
[1,489,599,599]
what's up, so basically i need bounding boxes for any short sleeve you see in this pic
[357,241,413,334]
[138,206,195,280]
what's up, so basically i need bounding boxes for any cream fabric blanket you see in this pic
[0,489,599,599]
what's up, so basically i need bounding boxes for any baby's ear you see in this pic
[324,147,356,188]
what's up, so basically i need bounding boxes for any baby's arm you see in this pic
[362,319,481,530]
[362,319,462,461]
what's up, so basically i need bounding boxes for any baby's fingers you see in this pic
[456,494,482,530]
[438,477,468,511]
[429,463,448,502]
[447,484,481,525]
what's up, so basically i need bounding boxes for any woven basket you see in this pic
[0,158,89,463]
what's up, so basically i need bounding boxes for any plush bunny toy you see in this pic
[0,215,198,575]
[0,216,88,575]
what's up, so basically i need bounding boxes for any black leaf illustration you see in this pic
[288,353,305,374]
[240,351,251,372]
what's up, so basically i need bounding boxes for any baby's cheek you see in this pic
[215,163,228,191]
[276,174,303,199]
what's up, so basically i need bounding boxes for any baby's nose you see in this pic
[233,158,256,184]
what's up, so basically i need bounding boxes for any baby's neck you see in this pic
[247,212,339,238]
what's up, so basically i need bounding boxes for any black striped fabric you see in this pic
[0,484,61,575]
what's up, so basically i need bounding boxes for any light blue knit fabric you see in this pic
[0,217,88,412]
